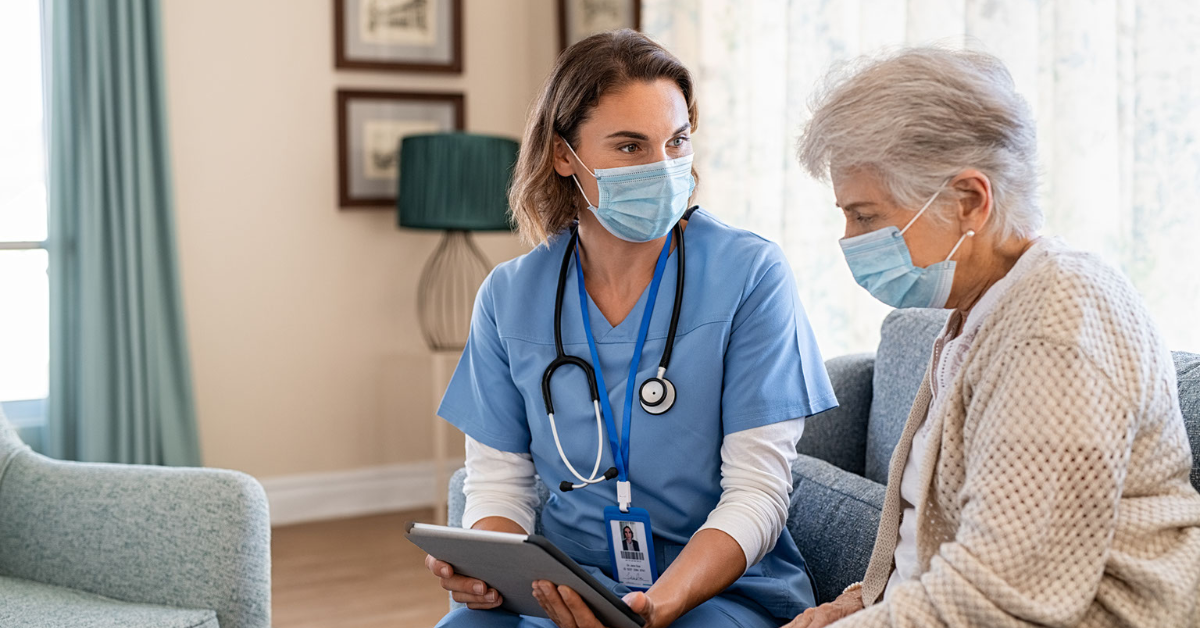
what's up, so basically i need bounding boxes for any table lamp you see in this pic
[398,133,519,351]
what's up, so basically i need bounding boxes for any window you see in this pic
[0,0,48,451]
[645,0,1200,356]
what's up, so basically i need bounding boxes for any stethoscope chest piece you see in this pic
[639,376,676,414]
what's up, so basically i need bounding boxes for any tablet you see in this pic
[406,522,645,628]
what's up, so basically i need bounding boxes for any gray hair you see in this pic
[797,47,1043,241]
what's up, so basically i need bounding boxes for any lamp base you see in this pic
[417,230,491,352]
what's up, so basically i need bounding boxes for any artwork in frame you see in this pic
[336,90,465,208]
[334,0,463,73]
[558,0,640,51]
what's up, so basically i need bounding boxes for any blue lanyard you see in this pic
[574,232,673,483]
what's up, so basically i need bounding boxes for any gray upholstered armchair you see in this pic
[0,411,272,628]
[448,309,1200,606]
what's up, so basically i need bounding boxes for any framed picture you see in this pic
[336,90,465,208]
[558,0,640,51]
[334,0,463,73]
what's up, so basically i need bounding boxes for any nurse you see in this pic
[427,29,837,628]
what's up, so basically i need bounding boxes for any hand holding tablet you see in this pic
[407,522,646,628]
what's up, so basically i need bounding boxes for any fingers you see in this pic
[533,580,605,628]
[533,580,576,628]
[785,606,818,628]
[424,555,448,576]
[809,613,837,628]
[440,573,485,594]
[425,556,501,608]
[805,604,858,628]
[621,591,653,620]
[450,586,503,609]
[560,585,607,628]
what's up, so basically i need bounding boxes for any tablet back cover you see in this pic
[406,523,643,628]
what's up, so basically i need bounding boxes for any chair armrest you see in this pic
[448,466,467,528]
[0,450,271,628]
[788,454,885,604]
[797,353,875,476]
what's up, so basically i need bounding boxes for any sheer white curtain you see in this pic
[643,0,1200,356]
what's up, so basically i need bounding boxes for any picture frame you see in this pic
[336,90,466,209]
[558,0,641,51]
[334,0,463,73]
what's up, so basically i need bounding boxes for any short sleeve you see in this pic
[721,245,838,434]
[437,272,532,453]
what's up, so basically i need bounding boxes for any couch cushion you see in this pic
[0,575,217,628]
[798,354,875,476]
[1173,352,1200,492]
[788,455,885,605]
[865,310,948,484]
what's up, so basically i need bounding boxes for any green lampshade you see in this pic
[397,133,519,231]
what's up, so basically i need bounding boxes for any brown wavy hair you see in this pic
[508,29,699,246]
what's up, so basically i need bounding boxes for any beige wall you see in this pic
[162,0,556,479]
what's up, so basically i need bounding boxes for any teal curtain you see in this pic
[44,0,201,466]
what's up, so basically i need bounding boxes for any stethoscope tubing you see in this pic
[540,222,685,489]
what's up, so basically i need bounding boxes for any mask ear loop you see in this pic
[561,138,599,208]
[900,184,947,235]
[899,181,978,262]
[943,230,976,262]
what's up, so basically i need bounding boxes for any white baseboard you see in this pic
[261,458,464,526]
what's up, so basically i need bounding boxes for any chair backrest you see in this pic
[869,310,1200,492]
[0,408,31,474]
[865,309,947,484]
[1174,353,1200,491]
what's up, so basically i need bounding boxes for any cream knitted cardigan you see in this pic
[837,242,1200,627]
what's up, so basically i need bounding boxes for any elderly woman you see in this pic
[788,48,1200,628]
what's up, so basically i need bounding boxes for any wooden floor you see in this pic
[272,509,450,628]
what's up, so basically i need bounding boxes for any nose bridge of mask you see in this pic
[562,138,695,209]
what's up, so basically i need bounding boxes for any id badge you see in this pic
[603,506,659,590]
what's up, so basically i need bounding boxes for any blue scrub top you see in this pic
[438,208,838,620]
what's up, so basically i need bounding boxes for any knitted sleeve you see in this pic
[834,338,1135,628]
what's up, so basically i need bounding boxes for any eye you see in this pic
[619,143,639,154]
[669,136,689,148]
[855,214,875,225]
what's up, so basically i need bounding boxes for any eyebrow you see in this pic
[605,123,691,141]
[839,201,876,212]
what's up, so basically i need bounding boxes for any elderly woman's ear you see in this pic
[948,169,994,235]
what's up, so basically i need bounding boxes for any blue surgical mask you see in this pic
[839,187,975,309]
[563,140,695,243]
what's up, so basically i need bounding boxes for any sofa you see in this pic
[0,411,272,628]
[448,308,1200,606]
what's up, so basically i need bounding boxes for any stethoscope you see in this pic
[540,220,686,494]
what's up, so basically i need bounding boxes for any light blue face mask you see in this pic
[563,140,695,243]
[839,187,975,309]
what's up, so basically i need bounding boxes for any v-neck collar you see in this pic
[581,280,650,340]
[565,207,701,342]
[577,240,681,341]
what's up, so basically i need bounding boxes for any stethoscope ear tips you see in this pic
[639,377,676,415]
[603,467,619,480]
[559,481,575,493]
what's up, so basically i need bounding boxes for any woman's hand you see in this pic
[424,554,503,610]
[533,581,666,628]
[782,588,863,628]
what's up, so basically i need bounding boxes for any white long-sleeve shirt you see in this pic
[462,418,804,571]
